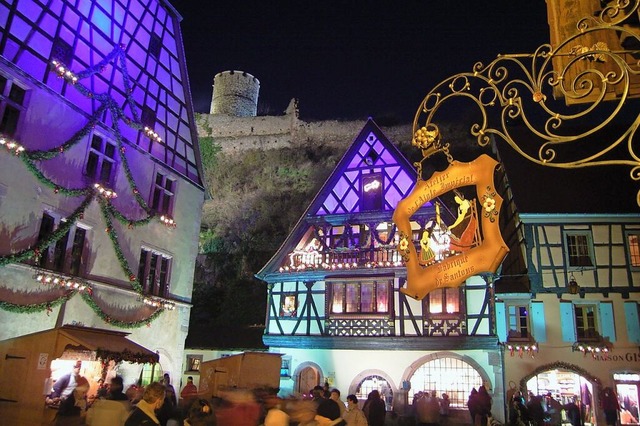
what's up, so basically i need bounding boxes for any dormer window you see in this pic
[362,173,382,211]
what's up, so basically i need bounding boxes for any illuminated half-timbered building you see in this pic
[0,1,204,422]
[256,119,508,422]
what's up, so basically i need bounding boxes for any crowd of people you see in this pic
[507,387,635,426]
[44,364,636,426]
[45,372,395,426]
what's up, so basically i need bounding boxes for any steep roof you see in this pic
[256,118,435,280]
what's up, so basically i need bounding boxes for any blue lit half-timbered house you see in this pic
[256,119,507,422]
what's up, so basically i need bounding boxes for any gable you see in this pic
[257,119,432,278]
[313,121,420,215]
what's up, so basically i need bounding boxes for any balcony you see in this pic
[281,246,403,272]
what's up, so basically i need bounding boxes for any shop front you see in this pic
[510,355,640,426]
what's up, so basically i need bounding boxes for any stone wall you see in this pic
[196,104,413,153]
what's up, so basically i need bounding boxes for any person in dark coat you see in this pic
[476,386,492,426]
[601,387,620,426]
[467,388,479,425]
[509,395,530,426]
[313,385,346,426]
[363,390,386,426]
[564,397,584,426]
[527,395,545,426]
[125,382,166,426]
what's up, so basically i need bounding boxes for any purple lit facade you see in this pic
[0,1,204,423]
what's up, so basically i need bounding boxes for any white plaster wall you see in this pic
[270,346,503,420]
[0,60,203,387]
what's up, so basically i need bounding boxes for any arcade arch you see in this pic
[404,352,489,408]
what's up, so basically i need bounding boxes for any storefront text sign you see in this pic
[591,351,640,362]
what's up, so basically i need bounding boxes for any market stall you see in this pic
[0,324,158,425]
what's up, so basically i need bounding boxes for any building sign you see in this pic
[393,154,509,300]
[592,351,640,362]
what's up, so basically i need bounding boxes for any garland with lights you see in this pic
[80,292,164,329]
[0,45,179,327]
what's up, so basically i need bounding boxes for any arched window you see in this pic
[355,375,393,410]
[408,357,483,408]
[139,363,163,386]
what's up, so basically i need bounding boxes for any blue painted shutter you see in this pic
[495,301,506,342]
[599,301,616,342]
[624,301,640,343]
[530,301,547,343]
[560,301,577,342]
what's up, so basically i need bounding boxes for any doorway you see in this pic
[615,373,640,425]
[526,368,595,425]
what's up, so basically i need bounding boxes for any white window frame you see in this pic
[138,246,172,297]
[150,170,176,215]
[625,231,640,269]
[36,210,90,276]
[563,230,596,270]
[507,303,531,340]
[574,303,599,340]
[84,132,117,185]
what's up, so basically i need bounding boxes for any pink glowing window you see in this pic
[426,288,461,315]
[330,280,390,314]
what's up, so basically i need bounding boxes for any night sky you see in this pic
[171,0,550,121]
[169,0,639,212]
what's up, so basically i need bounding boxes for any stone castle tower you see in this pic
[210,70,260,117]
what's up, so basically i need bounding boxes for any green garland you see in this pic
[0,45,178,328]
[0,293,71,313]
[80,292,162,329]
[98,199,144,293]
[0,194,93,267]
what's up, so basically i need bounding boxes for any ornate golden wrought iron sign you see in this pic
[393,147,509,300]
[412,0,640,207]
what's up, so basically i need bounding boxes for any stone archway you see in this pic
[293,361,323,397]
[349,369,397,411]
[520,361,603,425]
[519,361,602,395]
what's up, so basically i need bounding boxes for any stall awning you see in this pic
[57,325,159,364]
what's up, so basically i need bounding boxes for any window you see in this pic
[151,172,175,215]
[51,38,73,65]
[85,134,117,184]
[627,232,640,268]
[507,304,530,339]
[186,355,202,372]
[142,106,157,129]
[280,295,297,317]
[35,212,88,276]
[149,34,162,59]
[575,304,599,340]
[137,247,171,296]
[330,280,390,314]
[355,375,393,410]
[408,357,483,408]
[139,363,163,386]
[564,231,595,268]
[362,173,383,211]
[280,357,291,377]
[425,287,462,316]
[0,74,27,137]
